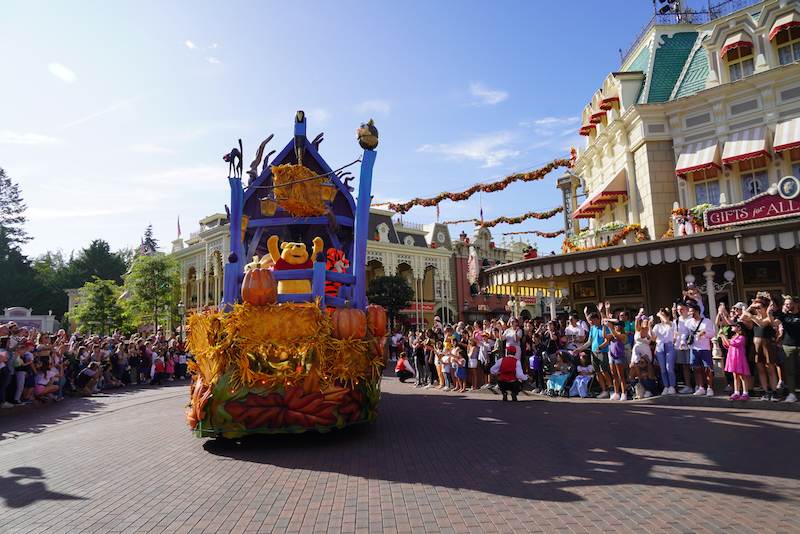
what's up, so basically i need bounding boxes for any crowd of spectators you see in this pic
[390,288,800,404]
[0,324,189,409]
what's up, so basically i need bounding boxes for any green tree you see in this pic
[142,224,158,255]
[70,277,124,334]
[125,254,179,332]
[0,169,49,313]
[366,275,415,328]
[68,239,127,284]
[0,167,31,253]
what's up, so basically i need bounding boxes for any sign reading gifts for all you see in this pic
[704,176,800,229]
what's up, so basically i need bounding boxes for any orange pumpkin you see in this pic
[331,301,367,340]
[365,304,387,337]
[241,268,278,306]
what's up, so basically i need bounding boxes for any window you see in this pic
[776,27,800,65]
[739,156,769,200]
[692,167,720,205]
[726,46,755,81]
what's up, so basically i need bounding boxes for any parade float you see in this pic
[186,111,387,439]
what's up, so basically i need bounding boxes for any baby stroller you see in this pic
[546,350,577,397]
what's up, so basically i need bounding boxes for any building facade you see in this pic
[485,0,800,327]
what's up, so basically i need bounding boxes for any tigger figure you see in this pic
[325,248,350,301]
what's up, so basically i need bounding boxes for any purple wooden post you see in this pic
[223,176,244,311]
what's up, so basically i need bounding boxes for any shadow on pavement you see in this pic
[0,467,86,508]
[200,379,800,503]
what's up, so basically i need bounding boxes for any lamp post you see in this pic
[536,282,569,321]
[177,300,186,343]
[105,314,113,337]
[684,259,735,328]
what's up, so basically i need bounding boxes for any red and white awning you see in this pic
[722,126,771,165]
[589,111,607,124]
[775,117,800,153]
[770,11,800,40]
[579,124,596,136]
[675,140,721,178]
[599,97,619,111]
[721,31,754,57]
[572,171,628,219]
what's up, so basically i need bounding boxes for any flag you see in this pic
[436,204,440,222]
[140,237,146,255]
[177,216,182,238]
[480,192,484,223]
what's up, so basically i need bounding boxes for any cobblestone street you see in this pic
[1,374,799,534]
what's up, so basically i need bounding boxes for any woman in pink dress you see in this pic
[719,322,751,400]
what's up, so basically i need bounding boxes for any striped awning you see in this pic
[573,171,628,219]
[775,117,800,153]
[579,124,596,136]
[721,31,754,57]
[722,126,771,165]
[589,111,607,124]
[675,140,721,178]
[770,11,800,40]
[599,97,619,110]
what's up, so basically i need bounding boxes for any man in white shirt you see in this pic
[674,302,694,393]
[502,318,522,359]
[684,302,715,397]
[564,312,587,352]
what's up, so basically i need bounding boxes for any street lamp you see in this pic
[685,262,735,327]
[177,300,186,342]
[105,314,113,337]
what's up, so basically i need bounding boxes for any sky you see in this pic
[0,0,671,259]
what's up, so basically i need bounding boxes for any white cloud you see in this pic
[307,108,330,124]
[55,91,159,131]
[469,83,508,106]
[357,100,391,116]
[209,43,220,49]
[417,132,519,167]
[206,57,220,64]
[185,40,197,50]
[0,131,62,144]
[48,63,76,83]
[533,117,580,126]
[127,144,178,154]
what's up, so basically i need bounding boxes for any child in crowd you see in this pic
[453,347,467,392]
[569,353,594,398]
[434,341,445,389]
[440,346,453,391]
[528,333,545,393]
[630,355,656,399]
[719,322,751,400]
[467,337,479,391]
[546,352,569,393]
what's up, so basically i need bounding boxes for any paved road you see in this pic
[1,375,799,534]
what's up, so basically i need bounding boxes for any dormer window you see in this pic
[726,46,754,81]
[776,26,800,65]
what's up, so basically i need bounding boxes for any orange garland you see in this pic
[561,224,648,253]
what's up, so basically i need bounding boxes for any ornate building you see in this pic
[485,0,800,327]
[171,213,230,312]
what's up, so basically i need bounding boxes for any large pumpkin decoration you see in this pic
[241,257,278,306]
[331,301,367,340]
[365,304,387,337]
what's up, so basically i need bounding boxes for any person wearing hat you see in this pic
[489,345,531,402]
[684,301,715,396]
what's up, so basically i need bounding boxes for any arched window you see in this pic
[738,155,769,201]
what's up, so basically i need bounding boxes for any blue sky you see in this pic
[1,0,666,258]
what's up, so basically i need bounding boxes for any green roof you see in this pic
[674,36,709,99]
[626,45,650,72]
[647,32,697,103]
[752,11,761,22]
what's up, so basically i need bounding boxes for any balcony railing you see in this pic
[394,220,424,231]
[620,0,763,65]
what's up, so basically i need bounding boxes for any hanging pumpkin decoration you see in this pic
[241,255,278,306]
[365,304,387,337]
[331,301,367,340]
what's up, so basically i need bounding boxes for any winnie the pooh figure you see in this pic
[267,235,323,294]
